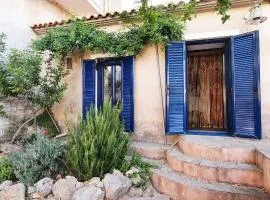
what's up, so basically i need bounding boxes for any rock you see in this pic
[55,174,62,180]
[85,177,103,189]
[75,182,84,190]
[34,177,54,197]
[103,172,132,200]
[66,176,77,181]
[153,193,169,200]
[72,186,104,200]
[130,174,143,185]
[46,194,57,200]
[128,187,143,197]
[112,169,124,176]
[125,167,140,177]
[0,183,25,200]
[52,177,77,200]
[29,192,45,200]
[0,143,22,154]
[0,180,13,191]
[143,186,154,197]
[28,186,37,194]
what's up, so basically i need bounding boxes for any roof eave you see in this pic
[32,0,256,35]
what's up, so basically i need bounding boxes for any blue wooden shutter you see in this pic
[122,56,134,132]
[166,42,186,134]
[231,31,261,139]
[83,60,96,118]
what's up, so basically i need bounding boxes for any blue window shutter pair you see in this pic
[166,31,261,138]
[82,57,134,132]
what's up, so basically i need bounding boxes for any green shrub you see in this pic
[0,157,15,183]
[29,110,60,137]
[8,134,66,186]
[67,101,130,181]
[120,155,156,188]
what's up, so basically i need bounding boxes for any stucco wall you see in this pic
[52,4,270,142]
[0,0,68,50]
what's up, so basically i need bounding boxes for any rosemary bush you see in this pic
[8,134,66,186]
[66,101,130,181]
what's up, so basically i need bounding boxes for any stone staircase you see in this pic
[131,135,270,200]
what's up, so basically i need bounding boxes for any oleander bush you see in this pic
[8,134,66,186]
[66,101,130,181]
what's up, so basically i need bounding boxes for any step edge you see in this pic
[151,165,267,198]
[168,147,261,171]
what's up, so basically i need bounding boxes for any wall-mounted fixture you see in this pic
[245,2,267,25]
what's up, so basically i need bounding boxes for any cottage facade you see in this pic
[32,0,270,143]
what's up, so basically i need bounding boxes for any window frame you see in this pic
[96,59,123,108]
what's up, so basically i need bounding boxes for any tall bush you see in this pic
[8,134,66,186]
[67,101,130,181]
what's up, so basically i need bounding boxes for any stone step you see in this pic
[151,164,270,200]
[178,135,262,163]
[167,147,263,188]
[130,142,167,160]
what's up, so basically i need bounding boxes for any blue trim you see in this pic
[82,61,85,115]
[183,43,188,133]
[255,31,262,139]
[166,41,186,134]
[231,31,261,139]
[82,59,96,118]
[165,48,168,133]
[186,130,229,137]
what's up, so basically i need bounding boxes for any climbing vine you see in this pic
[33,0,231,57]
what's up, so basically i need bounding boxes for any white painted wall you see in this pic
[122,0,183,10]
[0,0,68,51]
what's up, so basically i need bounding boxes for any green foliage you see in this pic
[216,0,232,23]
[0,33,6,55]
[0,157,15,183]
[32,1,197,57]
[66,101,130,181]
[120,154,156,188]
[0,49,42,96]
[33,0,231,58]
[0,48,67,109]
[8,134,66,186]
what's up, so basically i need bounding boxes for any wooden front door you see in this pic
[188,49,227,131]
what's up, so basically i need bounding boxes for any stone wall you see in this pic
[0,96,39,143]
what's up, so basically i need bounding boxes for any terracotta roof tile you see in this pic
[31,0,258,31]
[31,8,138,30]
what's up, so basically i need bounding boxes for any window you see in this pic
[166,31,261,138]
[83,56,134,132]
[98,61,122,106]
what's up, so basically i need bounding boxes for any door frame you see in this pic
[184,38,232,136]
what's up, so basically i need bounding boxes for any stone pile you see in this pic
[0,169,168,200]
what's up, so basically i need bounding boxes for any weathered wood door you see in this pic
[188,49,227,131]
